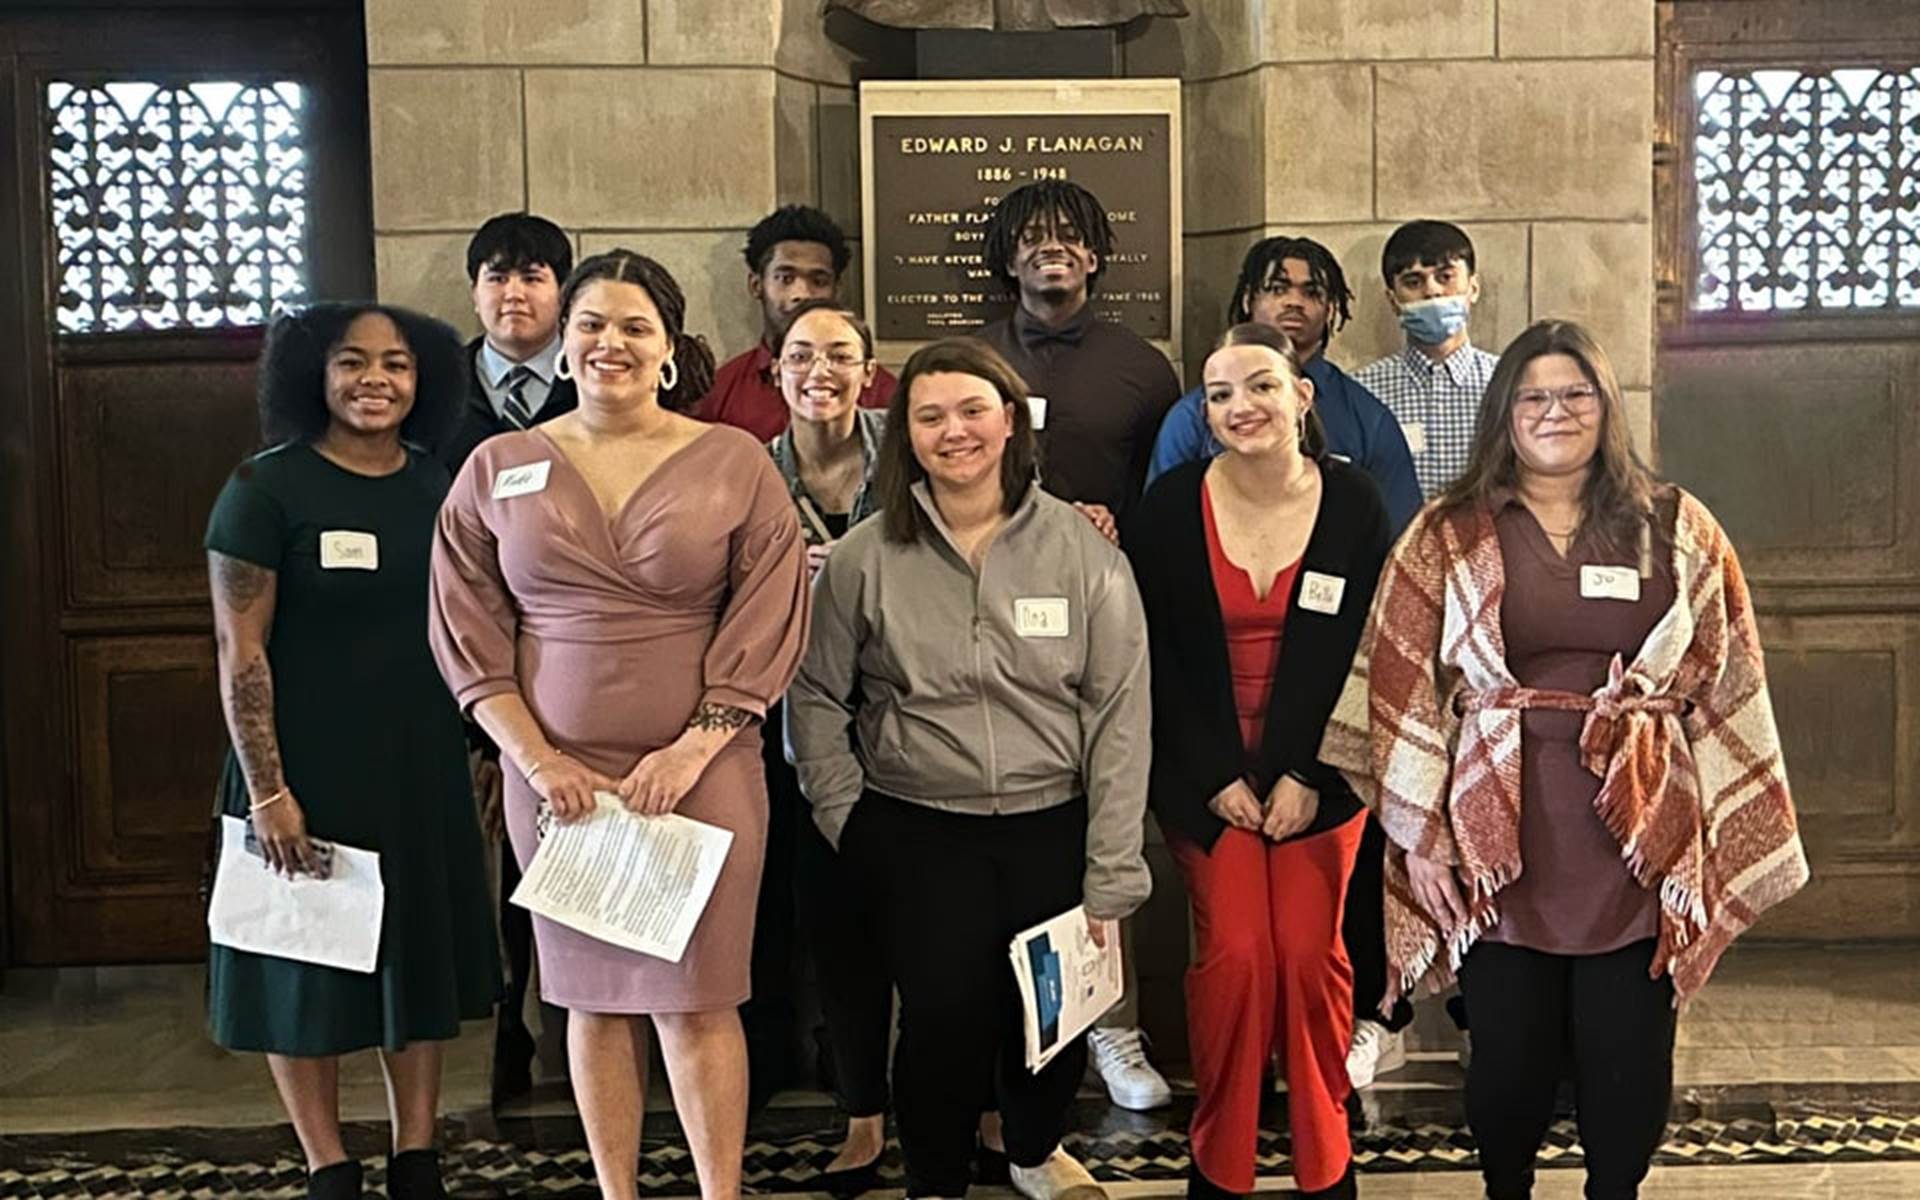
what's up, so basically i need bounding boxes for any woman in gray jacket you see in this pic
[788,337,1153,1200]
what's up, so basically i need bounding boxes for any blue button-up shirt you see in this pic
[1145,354,1423,535]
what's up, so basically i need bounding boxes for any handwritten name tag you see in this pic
[1025,395,1049,430]
[1580,565,1641,602]
[1299,571,1346,616]
[319,530,378,571]
[1402,420,1427,456]
[1014,597,1070,638]
[492,460,552,500]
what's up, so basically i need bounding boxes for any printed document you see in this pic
[511,792,733,963]
[207,815,384,973]
[1008,904,1123,1073]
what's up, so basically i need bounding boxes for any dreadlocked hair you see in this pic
[557,249,717,412]
[982,181,1116,294]
[1227,236,1354,351]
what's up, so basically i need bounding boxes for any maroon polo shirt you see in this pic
[696,343,897,443]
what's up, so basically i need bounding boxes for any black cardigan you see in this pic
[1124,458,1393,851]
[437,336,580,472]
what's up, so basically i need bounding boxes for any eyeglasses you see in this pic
[779,347,867,373]
[1513,383,1600,417]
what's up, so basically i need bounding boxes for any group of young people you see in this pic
[203,181,1810,1200]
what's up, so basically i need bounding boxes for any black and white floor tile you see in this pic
[5,1105,1919,1199]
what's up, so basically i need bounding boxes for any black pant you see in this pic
[743,703,892,1116]
[1457,938,1675,1200]
[1343,811,1413,1031]
[843,792,1090,1198]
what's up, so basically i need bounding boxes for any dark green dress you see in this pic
[205,443,501,1055]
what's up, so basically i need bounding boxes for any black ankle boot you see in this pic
[386,1148,447,1200]
[307,1159,364,1200]
[1301,1164,1357,1199]
[1186,1160,1246,1200]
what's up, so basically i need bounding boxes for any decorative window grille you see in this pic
[47,80,309,335]
[1692,66,1920,314]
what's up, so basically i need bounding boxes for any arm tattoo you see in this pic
[212,552,271,614]
[687,702,755,734]
[225,654,285,794]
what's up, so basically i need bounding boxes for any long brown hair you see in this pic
[1438,319,1655,556]
[557,249,716,412]
[1209,322,1329,459]
[874,337,1040,544]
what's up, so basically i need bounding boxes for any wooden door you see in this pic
[0,1,371,964]
[1655,1,1920,937]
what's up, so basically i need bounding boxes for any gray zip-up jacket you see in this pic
[787,480,1153,920]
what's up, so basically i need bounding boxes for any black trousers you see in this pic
[743,704,892,1116]
[1342,811,1413,1031]
[843,792,1090,1198]
[1457,938,1676,1200]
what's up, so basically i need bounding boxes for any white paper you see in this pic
[1008,904,1123,1074]
[510,793,733,963]
[207,815,385,973]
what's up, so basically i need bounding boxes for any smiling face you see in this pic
[1247,256,1332,359]
[1009,210,1098,308]
[561,279,673,406]
[1202,343,1315,462]
[906,370,1015,493]
[324,311,417,437]
[1508,352,1603,481]
[778,307,875,427]
[472,258,562,360]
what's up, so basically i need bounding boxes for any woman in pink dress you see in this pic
[430,249,810,1200]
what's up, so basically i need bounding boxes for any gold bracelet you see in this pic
[249,787,289,812]
[525,753,560,780]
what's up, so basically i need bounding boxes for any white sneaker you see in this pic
[1009,1147,1107,1200]
[1086,1026,1172,1110]
[1344,1021,1407,1090]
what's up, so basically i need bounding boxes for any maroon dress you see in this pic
[431,425,809,1013]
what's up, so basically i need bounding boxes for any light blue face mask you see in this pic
[1397,295,1471,345]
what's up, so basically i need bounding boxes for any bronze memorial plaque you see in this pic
[868,112,1174,343]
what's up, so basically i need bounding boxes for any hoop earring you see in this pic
[659,357,678,393]
[554,353,573,381]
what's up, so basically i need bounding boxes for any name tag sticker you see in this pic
[1299,571,1346,616]
[1581,565,1642,602]
[1025,395,1049,430]
[319,530,378,571]
[1014,597,1070,638]
[492,460,552,499]
[1402,420,1427,456]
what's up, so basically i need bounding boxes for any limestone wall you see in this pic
[364,0,863,364]
[1174,0,1656,452]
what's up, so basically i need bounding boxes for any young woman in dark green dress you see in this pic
[205,303,500,1200]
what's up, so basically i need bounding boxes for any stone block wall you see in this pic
[365,0,863,365]
[1176,0,1656,452]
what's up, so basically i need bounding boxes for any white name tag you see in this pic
[1299,571,1346,615]
[1014,597,1070,638]
[1581,565,1642,602]
[1402,420,1427,456]
[492,460,552,499]
[318,530,378,571]
[1025,395,1049,430]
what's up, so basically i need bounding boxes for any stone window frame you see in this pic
[1656,0,1920,345]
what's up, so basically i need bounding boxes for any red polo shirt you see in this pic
[696,343,898,442]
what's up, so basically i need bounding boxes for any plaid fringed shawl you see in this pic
[1320,488,1807,1006]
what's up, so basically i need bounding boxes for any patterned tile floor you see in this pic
[5,1100,1919,1198]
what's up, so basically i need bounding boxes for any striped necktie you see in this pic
[501,365,535,429]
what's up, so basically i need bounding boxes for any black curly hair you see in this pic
[983,181,1116,295]
[256,302,466,451]
[1227,236,1354,353]
[744,205,850,277]
[557,250,717,412]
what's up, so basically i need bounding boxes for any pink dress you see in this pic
[430,425,809,1013]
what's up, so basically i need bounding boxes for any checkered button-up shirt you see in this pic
[1354,341,1501,500]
